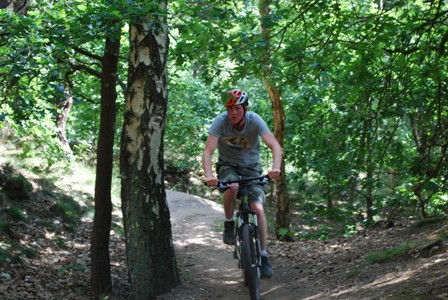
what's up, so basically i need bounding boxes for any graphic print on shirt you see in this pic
[223,135,249,150]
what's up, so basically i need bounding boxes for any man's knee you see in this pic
[224,188,238,201]
[251,202,264,214]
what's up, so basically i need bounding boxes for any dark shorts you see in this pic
[216,160,266,204]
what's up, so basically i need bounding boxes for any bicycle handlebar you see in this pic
[211,174,271,190]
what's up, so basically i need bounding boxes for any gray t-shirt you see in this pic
[208,111,270,165]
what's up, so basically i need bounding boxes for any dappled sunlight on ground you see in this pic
[1,151,447,299]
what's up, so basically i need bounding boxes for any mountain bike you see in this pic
[213,174,271,300]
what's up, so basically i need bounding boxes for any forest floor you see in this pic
[0,156,448,299]
[158,192,448,300]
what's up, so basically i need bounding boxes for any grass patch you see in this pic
[55,237,67,248]
[50,195,82,221]
[437,227,448,241]
[0,242,40,264]
[57,263,87,273]
[0,247,9,264]
[364,242,418,264]
[214,220,224,233]
[5,206,27,222]
[0,163,33,202]
[345,267,361,279]
[21,247,39,259]
[0,220,9,233]
[112,221,124,236]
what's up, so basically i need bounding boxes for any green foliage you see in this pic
[0,165,33,201]
[345,268,361,279]
[1,0,448,239]
[1,0,128,168]
[43,220,58,233]
[4,207,27,222]
[166,75,219,172]
[343,224,360,238]
[298,225,332,241]
[41,182,86,234]
[0,247,9,264]
[21,247,39,259]
[277,227,294,240]
[0,220,8,233]
[438,228,448,242]
[50,195,83,224]
[111,221,124,236]
[55,237,67,248]
[364,242,418,264]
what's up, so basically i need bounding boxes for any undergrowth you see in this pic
[0,147,95,266]
[364,242,418,264]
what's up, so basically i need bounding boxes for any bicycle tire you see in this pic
[241,224,260,300]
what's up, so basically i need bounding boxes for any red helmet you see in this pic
[224,89,249,107]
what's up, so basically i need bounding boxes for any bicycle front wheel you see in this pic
[241,224,260,300]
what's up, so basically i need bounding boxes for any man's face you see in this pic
[226,105,245,126]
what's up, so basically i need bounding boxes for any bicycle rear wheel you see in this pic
[241,224,260,300]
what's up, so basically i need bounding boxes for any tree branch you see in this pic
[114,73,127,96]
[69,62,102,78]
[72,45,102,61]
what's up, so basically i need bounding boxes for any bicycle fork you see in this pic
[234,211,262,270]
[251,211,262,270]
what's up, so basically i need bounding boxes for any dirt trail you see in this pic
[1,151,446,299]
[160,190,289,300]
[160,191,448,300]
[0,180,446,300]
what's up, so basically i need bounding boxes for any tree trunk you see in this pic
[0,0,27,14]
[258,0,291,240]
[409,104,447,219]
[90,31,121,296]
[55,87,73,153]
[120,2,180,298]
[265,84,291,239]
[361,96,375,221]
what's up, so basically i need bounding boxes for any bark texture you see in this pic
[90,32,121,296]
[258,0,291,239]
[120,2,180,298]
[55,87,73,153]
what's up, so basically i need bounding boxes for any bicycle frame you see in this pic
[234,182,261,268]
[214,175,270,300]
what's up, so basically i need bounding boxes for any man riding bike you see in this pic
[202,89,282,278]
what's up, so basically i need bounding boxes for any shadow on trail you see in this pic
[161,191,286,300]
[160,191,448,300]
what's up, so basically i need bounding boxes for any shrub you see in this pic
[0,164,33,201]
[5,206,27,222]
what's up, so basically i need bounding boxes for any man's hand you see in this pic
[268,168,281,180]
[205,176,219,187]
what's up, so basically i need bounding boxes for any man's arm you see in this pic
[202,135,219,186]
[261,131,282,180]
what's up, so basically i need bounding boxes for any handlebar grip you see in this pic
[203,180,228,190]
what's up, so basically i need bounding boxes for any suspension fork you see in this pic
[242,184,261,267]
[251,210,262,266]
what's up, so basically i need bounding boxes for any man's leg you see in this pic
[222,184,238,245]
[217,164,238,245]
[223,184,238,219]
[251,202,267,250]
[251,202,273,279]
